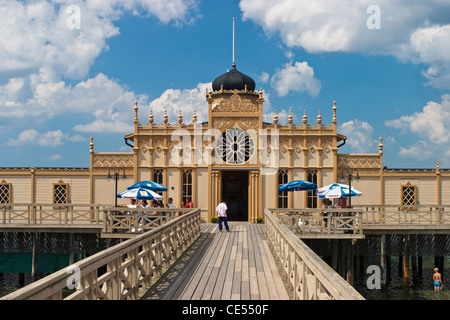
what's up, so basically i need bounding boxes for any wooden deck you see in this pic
[141,222,290,300]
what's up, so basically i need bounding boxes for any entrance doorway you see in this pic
[221,171,248,221]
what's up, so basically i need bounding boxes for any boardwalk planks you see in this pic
[142,222,289,300]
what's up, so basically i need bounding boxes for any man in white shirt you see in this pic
[216,200,230,232]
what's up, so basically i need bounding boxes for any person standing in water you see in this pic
[433,267,444,292]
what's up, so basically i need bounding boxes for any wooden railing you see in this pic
[0,203,105,226]
[356,205,450,229]
[1,209,201,300]
[269,208,363,238]
[102,207,194,237]
[264,208,365,300]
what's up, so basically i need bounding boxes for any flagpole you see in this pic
[232,17,235,67]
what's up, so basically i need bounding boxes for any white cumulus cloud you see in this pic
[338,119,377,153]
[239,0,450,89]
[270,61,321,97]
[148,82,211,124]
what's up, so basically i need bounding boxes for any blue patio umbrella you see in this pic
[279,180,317,192]
[117,187,163,200]
[278,180,317,208]
[127,180,167,192]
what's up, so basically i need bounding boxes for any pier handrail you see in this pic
[271,208,363,237]
[102,207,195,236]
[0,203,108,226]
[264,208,365,300]
[1,209,201,300]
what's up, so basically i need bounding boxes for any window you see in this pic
[182,169,192,205]
[401,182,417,207]
[53,180,69,205]
[216,128,255,164]
[0,180,11,206]
[153,169,164,196]
[307,170,317,208]
[278,170,288,208]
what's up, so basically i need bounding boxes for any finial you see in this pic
[435,161,441,174]
[332,100,337,124]
[303,110,307,124]
[317,110,322,124]
[178,110,183,124]
[134,101,139,123]
[193,110,197,124]
[273,110,278,125]
[259,88,263,99]
[288,109,293,125]
[379,137,384,155]
[90,136,94,154]
[163,110,168,124]
[149,110,154,124]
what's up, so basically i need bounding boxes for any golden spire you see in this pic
[332,100,337,124]
[90,136,94,154]
[273,110,278,125]
[134,101,139,123]
[163,110,168,124]
[303,110,307,124]
[378,137,383,155]
[288,109,293,125]
[317,110,322,124]
[193,110,197,124]
[178,110,183,125]
[148,110,154,124]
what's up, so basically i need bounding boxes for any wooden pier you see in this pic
[142,223,290,300]
[1,204,450,300]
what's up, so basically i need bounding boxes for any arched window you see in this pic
[153,169,164,196]
[278,170,288,208]
[182,169,192,205]
[307,170,317,208]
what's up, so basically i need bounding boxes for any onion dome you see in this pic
[212,64,256,92]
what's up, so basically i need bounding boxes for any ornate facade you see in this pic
[1,65,448,222]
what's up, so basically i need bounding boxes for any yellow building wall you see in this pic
[166,168,180,207]
[93,175,134,205]
[1,176,31,203]
[34,175,90,204]
[441,177,450,205]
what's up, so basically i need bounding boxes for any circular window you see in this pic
[216,128,255,164]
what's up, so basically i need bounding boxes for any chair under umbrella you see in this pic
[117,187,163,200]
[317,183,362,227]
[127,180,167,192]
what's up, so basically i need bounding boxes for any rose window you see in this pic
[216,128,255,164]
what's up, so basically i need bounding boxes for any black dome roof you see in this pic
[212,64,255,92]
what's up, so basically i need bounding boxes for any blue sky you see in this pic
[1,0,450,169]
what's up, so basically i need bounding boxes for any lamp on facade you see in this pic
[106,168,127,207]
[339,169,360,208]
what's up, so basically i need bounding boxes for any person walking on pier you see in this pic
[216,200,230,232]
[433,268,444,292]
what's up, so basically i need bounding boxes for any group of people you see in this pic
[122,197,176,210]
[320,198,344,228]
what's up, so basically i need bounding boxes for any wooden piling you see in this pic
[381,234,387,287]
[346,240,354,286]
[403,235,410,287]
[31,232,39,282]
[411,235,418,284]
